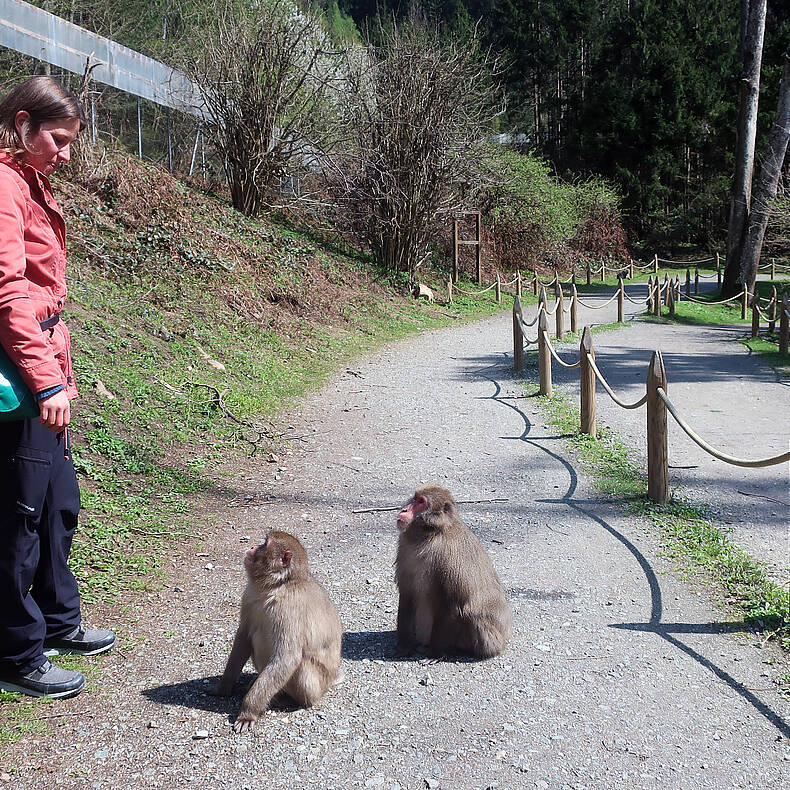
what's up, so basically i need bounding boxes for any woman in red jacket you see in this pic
[0,77,115,699]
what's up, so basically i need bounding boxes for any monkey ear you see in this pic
[281,550,292,568]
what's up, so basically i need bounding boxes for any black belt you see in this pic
[40,314,60,330]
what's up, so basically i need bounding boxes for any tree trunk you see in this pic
[739,42,790,294]
[723,0,766,297]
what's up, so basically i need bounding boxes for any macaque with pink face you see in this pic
[212,531,342,733]
[395,486,511,659]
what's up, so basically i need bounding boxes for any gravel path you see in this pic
[3,286,789,790]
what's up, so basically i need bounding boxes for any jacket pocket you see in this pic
[13,445,51,521]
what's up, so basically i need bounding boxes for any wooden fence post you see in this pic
[779,294,789,356]
[580,326,596,437]
[513,295,524,372]
[533,271,539,296]
[571,284,578,334]
[685,268,691,298]
[694,267,699,295]
[447,280,453,303]
[629,259,634,278]
[646,276,654,313]
[538,310,552,397]
[555,283,565,340]
[475,211,482,284]
[600,262,606,283]
[496,274,501,303]
[668,280,675,315]
[647,350,669,503]
[653,278,661,316]
[768,286,777,334]
[662,273,669,305]
[586,261,591,286]
[516,270,522,297]
[741,287,748,320]
[617,276,625,322]
[452,217,459,283]
[771,258,775,279]
[751,293,760,338]
[675,275,681,303]
[653,253,658,273]
[716,253,721,288]
[539,284,547,313]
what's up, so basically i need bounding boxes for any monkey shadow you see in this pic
[139,673,303,716]
[341,630,481,665]
[342,629,399,662]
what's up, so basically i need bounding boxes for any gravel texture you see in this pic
[2,286,789,790]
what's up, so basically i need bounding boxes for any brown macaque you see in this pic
[395,486,511,659]
[212,531,342,733]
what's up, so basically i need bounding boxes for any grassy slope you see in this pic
[52,152,518,605]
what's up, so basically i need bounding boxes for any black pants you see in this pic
[0,419,81,675]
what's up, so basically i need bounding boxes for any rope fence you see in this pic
[447,247,789,358]
[512,302,790,501]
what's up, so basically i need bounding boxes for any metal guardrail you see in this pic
[0,0,208,119]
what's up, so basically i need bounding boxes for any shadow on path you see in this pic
[463,362,790,739]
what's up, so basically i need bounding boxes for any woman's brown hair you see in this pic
[0,76,86,157]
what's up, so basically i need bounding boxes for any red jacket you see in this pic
[0,152,76,398]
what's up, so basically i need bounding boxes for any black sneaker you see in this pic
[0,660,85,698]
[43,625,116,657]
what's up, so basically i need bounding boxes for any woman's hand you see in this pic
[38,389,70,431]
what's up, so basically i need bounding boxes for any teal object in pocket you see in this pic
[0,346,39,421]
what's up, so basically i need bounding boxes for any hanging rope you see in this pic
[656,256,716,265]
[684,290,745,306]
[657,388,790,468]
[541,330,581,369]
[587,357,648,409]
[454,282,498,296]
[575,291,620,310]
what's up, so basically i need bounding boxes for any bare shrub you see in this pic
[329,15,502,280]
[178,0,345,217]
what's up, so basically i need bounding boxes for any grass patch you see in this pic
[535,388,790,658]
[741,336,790,375]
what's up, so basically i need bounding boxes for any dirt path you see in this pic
[3,287,789,790]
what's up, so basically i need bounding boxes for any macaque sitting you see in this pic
[395,486,511,659]
[212,531,342,733]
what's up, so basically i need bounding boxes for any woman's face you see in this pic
[14,112,81,176]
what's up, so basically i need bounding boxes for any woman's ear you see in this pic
[14,110,31,141]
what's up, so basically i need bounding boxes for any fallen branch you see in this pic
[737,490,789,507]
[128,527,200,539]
[155,378,276,451]
[352,497,509,514]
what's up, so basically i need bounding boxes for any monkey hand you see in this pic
[232,710,259,734]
